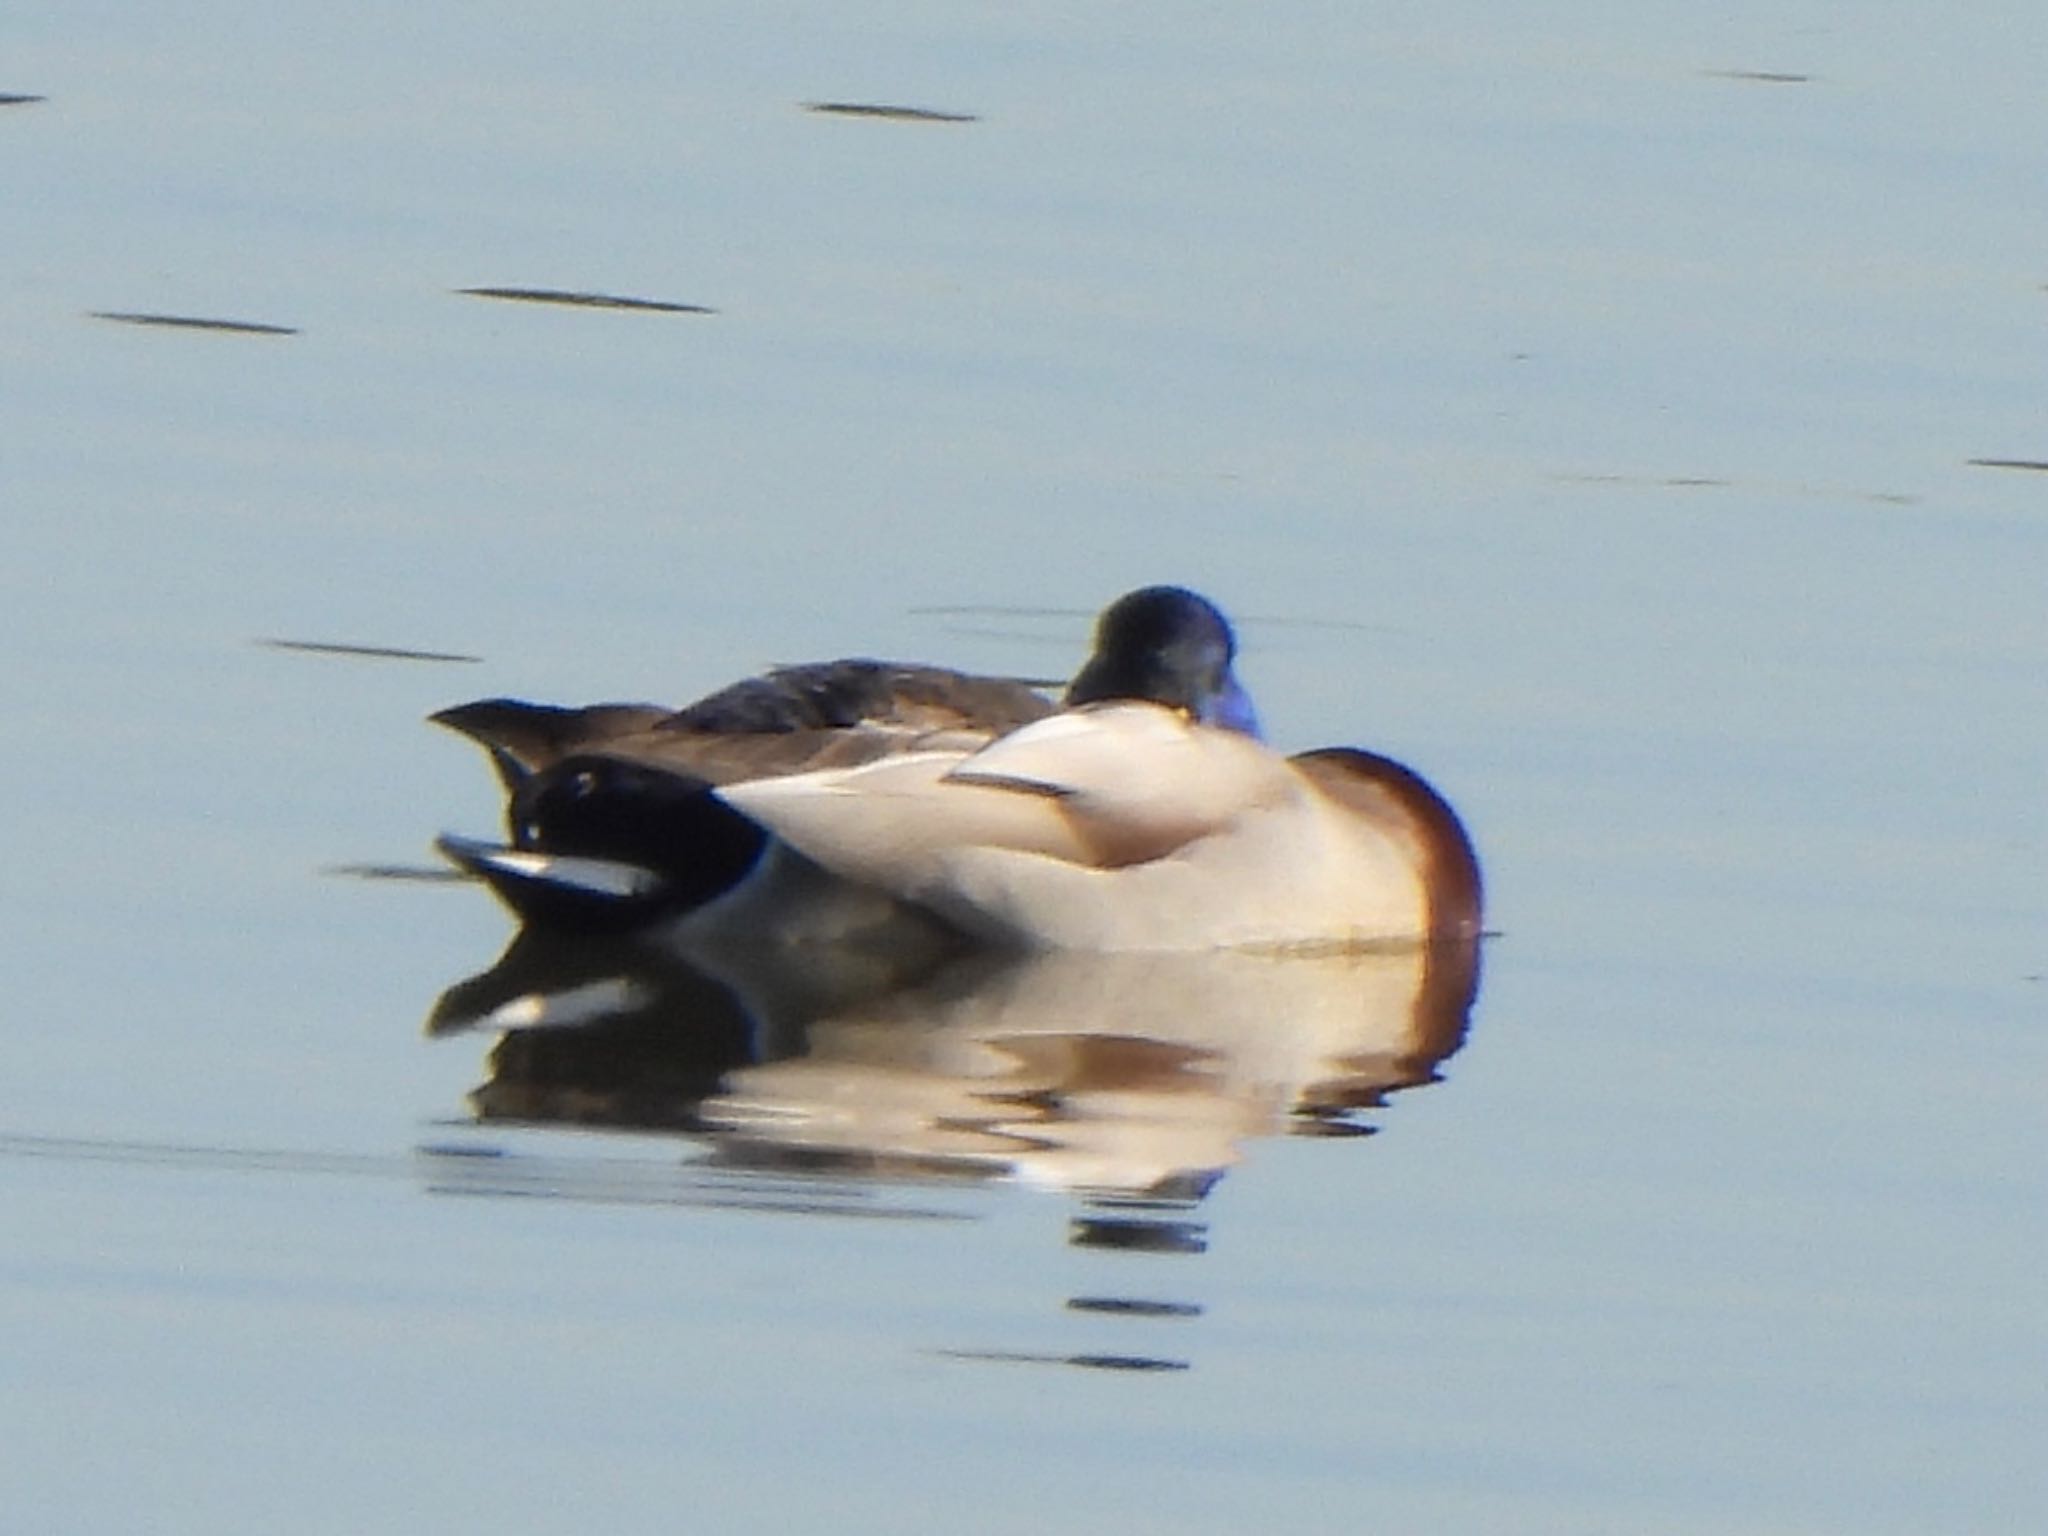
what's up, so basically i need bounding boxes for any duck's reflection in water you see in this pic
[432,934,1479,1184]
[429,929,1481,1370]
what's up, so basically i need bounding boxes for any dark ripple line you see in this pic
[0,1131,972,1223]
[1066,1296,1203,1318]
[0,1131,401,1180]
[804,100,978,123]
[323,862,472,884]
[934,1348,1190,1372]
[908,603,1385,635]
[427,1181,972,1222]
[1,93,46,105]
[258,637,483,664]
[1702,69,1814,84]
[457,287,716,315]
[91,310,298,336]
[1968,457,2048,473]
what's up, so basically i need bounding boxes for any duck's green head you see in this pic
[1064,586,1262,737]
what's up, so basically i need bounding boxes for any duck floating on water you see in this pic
[434,586,1256,920]
[433,587,1479,952]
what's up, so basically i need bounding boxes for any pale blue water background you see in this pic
[2,2,2043,1531]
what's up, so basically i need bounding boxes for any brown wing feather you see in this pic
[434,663,1055,787]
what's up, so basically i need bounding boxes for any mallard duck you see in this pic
[436,589,1480,950]
[435,586,1262,926]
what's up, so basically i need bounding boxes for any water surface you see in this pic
[2,3,2042,1532]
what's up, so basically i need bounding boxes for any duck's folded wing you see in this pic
[719,749,1085,881]
[938,704,1293,864]
[721,705,1289,887]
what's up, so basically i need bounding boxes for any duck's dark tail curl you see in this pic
[441,755,770,932]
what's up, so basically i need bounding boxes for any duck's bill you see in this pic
[1200,674,1262,738]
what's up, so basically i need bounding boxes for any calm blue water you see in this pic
[3,3,2042,1532]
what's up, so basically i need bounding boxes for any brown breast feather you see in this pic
[1287,748,1484,940]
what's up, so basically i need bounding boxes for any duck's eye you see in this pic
[568,769,600,799]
